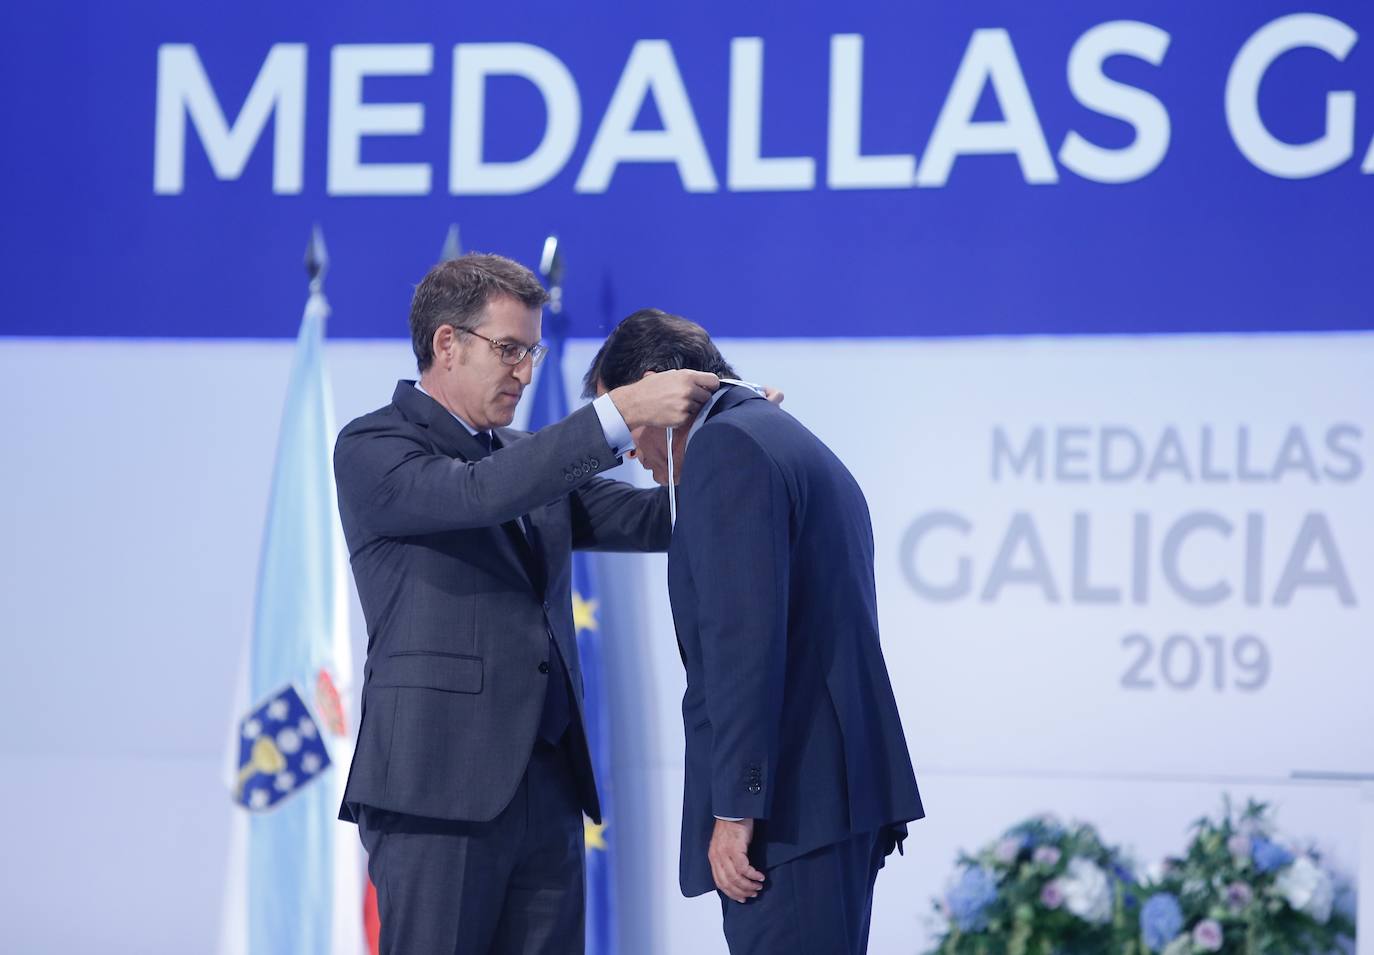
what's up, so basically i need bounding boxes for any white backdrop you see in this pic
[0,332,1369,953]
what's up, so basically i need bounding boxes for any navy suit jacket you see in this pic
[334,381,669,824]
[668,386,924,897]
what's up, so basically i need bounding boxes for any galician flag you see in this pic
[219,239,368,955]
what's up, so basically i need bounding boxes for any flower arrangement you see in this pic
[1134,800,1354,954]
[928,815,1138,955]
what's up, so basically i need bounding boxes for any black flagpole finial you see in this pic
[305,224,329,293]
[441,223,462,262]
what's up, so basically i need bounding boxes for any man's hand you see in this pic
[763,386,784,405]
[708,818,765,903]
[609,370,720,429]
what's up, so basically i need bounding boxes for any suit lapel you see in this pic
[669,384,766,665]
[394,381,545,596]
[491,429,547,596]
[395,380,490,461]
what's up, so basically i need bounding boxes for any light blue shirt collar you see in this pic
[414,380,482,437]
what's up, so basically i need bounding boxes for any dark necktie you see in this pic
[482,429,570,743]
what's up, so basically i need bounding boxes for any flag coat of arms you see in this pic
[234,684,331,812]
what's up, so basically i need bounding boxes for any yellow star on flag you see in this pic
[572,591,599,635]
[584,817,608,851]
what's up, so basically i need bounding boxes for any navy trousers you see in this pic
[356,740,585,955]
[718,828,903,955]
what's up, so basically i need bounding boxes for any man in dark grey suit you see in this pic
[585,310,924,955]
[333,255,721,954]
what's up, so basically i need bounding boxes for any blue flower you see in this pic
[1141,893,1183,952]
[947,865,999,932]
[1252,837,1295,874]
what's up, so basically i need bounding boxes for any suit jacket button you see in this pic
[747,782,762,795]
[538,661,550,674]
[589,458,599,469]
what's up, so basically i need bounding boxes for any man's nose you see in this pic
[512,359,533,386]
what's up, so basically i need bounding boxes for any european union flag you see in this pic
[528,294,618,955]
[234,684,332,812]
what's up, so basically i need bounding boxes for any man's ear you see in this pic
[433,325,456,368]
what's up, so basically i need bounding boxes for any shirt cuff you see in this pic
[592,393,634,458]
[714,816,745,822]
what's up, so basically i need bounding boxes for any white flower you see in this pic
[1274,856,1334,924]
[1059,858,1113,924]
[248,789,270,810]
[298,717,318,739]
[266,698,290,721]
[242,719,262,740]
[300,752,323,774]
[273,772,296,792]
[276,728,302,755]
[1161,937,1191,955]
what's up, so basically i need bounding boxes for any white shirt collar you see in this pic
[684,388,727,451]
[684,378,766,451]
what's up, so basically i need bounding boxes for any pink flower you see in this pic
[1193,919,1224,951]
[1033,846,1062,866]
[1225,882,1254,911]
[1040,881,1065,909]
[993,837,1023,864]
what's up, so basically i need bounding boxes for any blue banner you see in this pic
[2,1,1370,339]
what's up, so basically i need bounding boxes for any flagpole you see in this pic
[228,224,368,955]
[441,223,463,262]
[535,235,618,955]
[306,223,328,296]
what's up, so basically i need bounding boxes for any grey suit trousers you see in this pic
[357,740,585,955]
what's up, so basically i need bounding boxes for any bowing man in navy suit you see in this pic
[584,310,924,954]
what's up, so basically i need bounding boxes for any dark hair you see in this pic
[582,308,737,398]
[409,253,550,371]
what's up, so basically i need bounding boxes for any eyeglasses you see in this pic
[459,328,548,367]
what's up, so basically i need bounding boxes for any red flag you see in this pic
[364,878,381,955]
